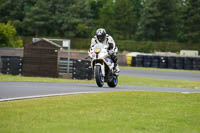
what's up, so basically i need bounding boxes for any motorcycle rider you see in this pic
[88,28,120,75]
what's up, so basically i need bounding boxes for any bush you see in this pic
[0,22,23,48]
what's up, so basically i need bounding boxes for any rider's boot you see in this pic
[113,63,120,76]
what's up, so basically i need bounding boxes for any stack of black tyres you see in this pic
[143,55,152,67]
[184,57,193,70]
[72,59,93,80]
[193,57,200,70]
[136,55,144,67]
[168,56,176,69]
[152,55,160,68]
[131,57,136,66]
[1,56,23,75]
[159,56,168,68]
[175,57,184,69]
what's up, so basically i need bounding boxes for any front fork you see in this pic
[94,62,105,77]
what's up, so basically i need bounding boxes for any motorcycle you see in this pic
[88,42,118,87]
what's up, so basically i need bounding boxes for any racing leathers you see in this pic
[88,34,120,75]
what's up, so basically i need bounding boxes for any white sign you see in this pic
[63,40,70,48]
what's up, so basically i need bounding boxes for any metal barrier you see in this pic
[59,58,74,74]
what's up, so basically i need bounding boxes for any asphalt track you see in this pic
[120,68,200,81]
[0,81,200,102]
[0,68,200,101]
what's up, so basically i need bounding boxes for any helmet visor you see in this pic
[97,34,105,42]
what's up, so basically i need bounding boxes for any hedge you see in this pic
[22,37,200,53]
[71,38,200,53]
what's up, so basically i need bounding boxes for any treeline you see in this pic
[0,0,200,43]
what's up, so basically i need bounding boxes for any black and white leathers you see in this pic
[89,34,118,56]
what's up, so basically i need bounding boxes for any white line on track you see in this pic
[0,91,100,102]
[0,90,199,102]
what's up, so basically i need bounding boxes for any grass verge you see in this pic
[0,91,200,133]
[1,74,200,89]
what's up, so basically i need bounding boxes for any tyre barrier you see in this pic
[159,56,168,68]
[131,55,200,70]
[152,55,160,68]
[193,57,200,70]
[168,56,176,69]
[1,56,23,75]
[176,57,184,69]
[143,55,152,67]
[72,59,94,80]
[184,57,193,70]
[131,57,136,66]
[0,56,94,79]
[136,55,144,67]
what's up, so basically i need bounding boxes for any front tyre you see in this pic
[95,66,104,87]
[107,76,118,88]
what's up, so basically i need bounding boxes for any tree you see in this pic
[23,0,52,36]
[89,0,104,20]
[62,0,93,37]
[0,22,22,48]
[180,0,200,43]
[98,0,115,35]
[136,0,177,41]
[113,0,137,39]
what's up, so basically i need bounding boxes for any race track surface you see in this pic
[0,81,200,102]
[120,68,200,81]
[1,68,200,101]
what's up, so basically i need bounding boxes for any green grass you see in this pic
[0,74,95,84]
[0,91,200,133]
[1,74,200,89]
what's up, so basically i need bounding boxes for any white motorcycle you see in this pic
[88,43,118,87]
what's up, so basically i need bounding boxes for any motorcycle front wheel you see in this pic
[107,76,118,88]
[95,66,104,87]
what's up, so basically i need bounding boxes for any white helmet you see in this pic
[96,28,106,42]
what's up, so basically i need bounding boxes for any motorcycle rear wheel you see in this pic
[107,76,118,88]
[95,66,104,87]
